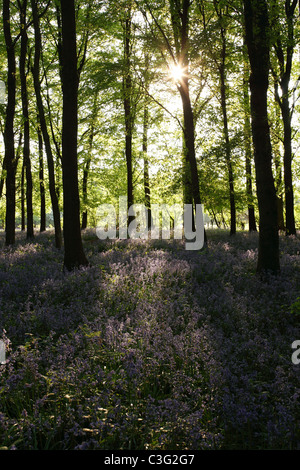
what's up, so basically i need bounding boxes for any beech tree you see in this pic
[60,0,88,270]
[270,0,298,236]
[37,115,46,232]
[168,0,203,212]
[81,91,99,230]
[142,65,152,229]
[243,0,280,273]
[3,0,17,246]
[19,0,34,240]
[122,4,135,225]
[242,37,257,232]
[139,0,207,241]
[31,0,62,249]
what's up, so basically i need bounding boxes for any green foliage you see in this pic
[291,297,300,318]
[0,0,299,235]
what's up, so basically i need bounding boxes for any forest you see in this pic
[0,0,299,452]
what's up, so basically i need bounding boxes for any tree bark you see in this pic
[281,87,296,235]
[123,8,134,225]
[219,40,236,236]
[37,116,46,232]
[244,0,280,273]
[176,0,207,244]
[210,0,237,236]
[272,0,297,236]
[273,100,285,231]
[3,0,17,246]
[81,155,91,231]
[142,81,152,231]
[21,162,25,231]
[81,92,98,230]
[243,39,257,232]
[19,0,34,239]
[168,0,207,244]
[81,163,91,230]
[60,0,88,270]
[31,0,62,248]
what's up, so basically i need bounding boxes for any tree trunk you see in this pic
[179,68,207,244]
[81,157,91,230]
[245,149,257,232]
[272,0,297,236]
[60,0,88,270]
[244,0,280,273]
[179,84,199,206]
[182,138,194,210]
[19,0,34,239]
[281,87,296,235]
[177,1,201,210]
[142,89,152,231]
[273,100,285,231]
[37,116,46,232]
[3,0,17,246]
[243,40,257,231]
[180,90,196,232]
[123,9,134,226]
[21,162,25,231]
[171,0,206,245]
[219,53,236,236]
[81,92,98,230]
[0,169,4,200]
[31,0,62,248]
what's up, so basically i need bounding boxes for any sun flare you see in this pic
[169,63,185,82]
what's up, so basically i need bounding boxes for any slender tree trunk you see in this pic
[219,53,236,236]
[180,86,198,229]
[37,117,46,232]
[211,207,221,228]
[142,88,152,230]
[42,56,62,209]
[60,0,88,270]
[209,2,236,235]
[273,100,285,231]
[245,144,257,231]
[0,169,4,200]
[123,9,134,225]
[81,158,90,231]
[274,72,296,235]
[21,162,25,231]
[243,40,257,231]
[16,131,24,231]
[244,0,280,273]
[55,156,61,204]
[31,0,62,248]
[272,0,297,236]
[3,0,17,246]
[277,193,285,231]
[181,97,195,230]
[281,86,296,235]
[81,152,91,230]
[172,0,206,244]
[19,0,34,239]
[81,92,98,230]
[178,2,201,211]
[180,82,200,207]
[182,137,194,210]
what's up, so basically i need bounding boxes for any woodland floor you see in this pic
[0,228,299,450]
